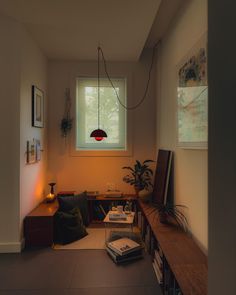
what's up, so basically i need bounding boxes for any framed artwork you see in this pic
[26,140,36,164]
[176,33,208,149]
[32,85,44,128]
[35,139,41,161]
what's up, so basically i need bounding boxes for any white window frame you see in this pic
[69,74,133,157]
[76,77,126,150]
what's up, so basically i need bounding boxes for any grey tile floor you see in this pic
[0,249,162,295]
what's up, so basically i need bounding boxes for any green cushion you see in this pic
[57,192,89,226]
[54,207,88,245]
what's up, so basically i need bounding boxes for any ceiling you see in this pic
[0,0,183,61]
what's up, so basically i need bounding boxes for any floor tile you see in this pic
[70,250,158,288]
[0,248,161,294]
[0,249,76,289]
[68,286,162,295]
[0,290,69,295]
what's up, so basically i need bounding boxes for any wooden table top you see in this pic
[138,200,207,295]
[26,200,59,217]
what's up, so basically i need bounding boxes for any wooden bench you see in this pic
[138,200,207,295]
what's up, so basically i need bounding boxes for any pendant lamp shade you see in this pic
[90,128,107,141]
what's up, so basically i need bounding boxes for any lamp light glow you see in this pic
[46,182,56,203]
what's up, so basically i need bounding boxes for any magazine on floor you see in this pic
[106,246,143,264]
[107,237,141,256]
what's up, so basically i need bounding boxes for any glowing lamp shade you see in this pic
[90,128,107,141]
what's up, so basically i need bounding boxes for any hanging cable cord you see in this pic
[97,46,101,129]
[99,40,160,110]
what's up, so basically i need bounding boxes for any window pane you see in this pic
[76,78,126,150]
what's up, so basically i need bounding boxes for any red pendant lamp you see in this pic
[90,46,107,141]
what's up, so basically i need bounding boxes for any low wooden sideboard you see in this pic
[24,201,58,247]
[24,194,137,246]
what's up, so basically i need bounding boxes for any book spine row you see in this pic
[137,205,183,295]
[163,257,182,295]
[106,247,143,264]
[152,248,163,284]
[93,203,107,220]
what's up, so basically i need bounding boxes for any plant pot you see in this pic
[134,186,142,196]
[138,190,152,203]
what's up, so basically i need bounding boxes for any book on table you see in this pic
[108,213,127,221]
[106,246,143,264]
[107,237,141,256]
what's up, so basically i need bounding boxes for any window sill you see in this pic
[69,147,133,157]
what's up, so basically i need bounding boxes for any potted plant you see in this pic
[61,88,72,137]
[122,159,154,194]
[149,202,188,231]
[61,117,72,137]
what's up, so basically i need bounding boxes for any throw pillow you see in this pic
[54,207,88,245]
[57,191,89,226]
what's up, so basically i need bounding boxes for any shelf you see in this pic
[87,194,137,201]
[138,200,207,295]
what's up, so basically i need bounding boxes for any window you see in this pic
[76,77,127,151]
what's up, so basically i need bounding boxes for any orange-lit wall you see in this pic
[47,50,156,195]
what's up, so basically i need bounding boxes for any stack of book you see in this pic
[108,212,127,221]
[106,237,143,264]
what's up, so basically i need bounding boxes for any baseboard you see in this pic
[20,238,25,251]
[0,241,22,253]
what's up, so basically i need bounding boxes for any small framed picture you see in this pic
[35,139,41,161]
[26,140,36,164]
[32,85,44,128]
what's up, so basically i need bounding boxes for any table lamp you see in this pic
[46,182,56,203]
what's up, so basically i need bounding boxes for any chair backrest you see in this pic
[152,149,172,204]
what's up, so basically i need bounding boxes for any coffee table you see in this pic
[103,210,135,242]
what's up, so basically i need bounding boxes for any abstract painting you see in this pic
[177,33,208,148]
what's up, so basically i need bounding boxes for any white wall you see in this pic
[0,15,21,252]
[47,49,156,194]
[0,14,47,252]
[208,0,236,294]
[155,0,208,252]
[19,23,48,236]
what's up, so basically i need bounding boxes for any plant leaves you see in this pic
[143,159,154,164]
[122,166,134,172]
